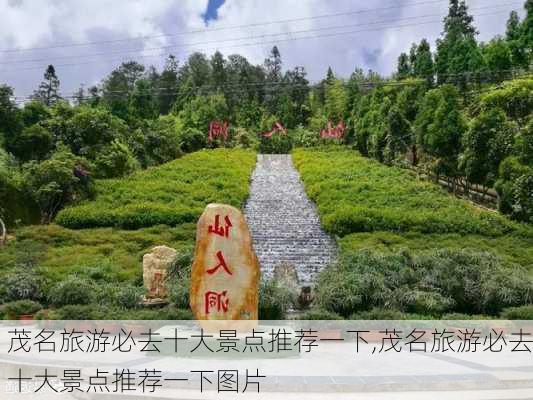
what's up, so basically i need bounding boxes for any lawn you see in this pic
[293,147,533,270]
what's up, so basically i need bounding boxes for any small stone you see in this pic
[190,204,260,321]
[143,245,177,300]
[273,262,300,294]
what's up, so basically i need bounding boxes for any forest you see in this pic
[1,0,532,230]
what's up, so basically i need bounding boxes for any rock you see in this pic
[190,204,260,321]
[273,262,300,294]
[143,245,177,300]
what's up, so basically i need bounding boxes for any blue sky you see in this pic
[0,0,526,98]
[203,0,225,23]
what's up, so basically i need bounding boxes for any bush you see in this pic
[2,271,45,302]
[51,305,100,320]
[259,279,295,319]
[293,147,530,238]
[258,133,293,154]
[93,139,139,179]
[56,149,256,229]
[167,248,193,309]
[315,249,533,318]
[500,305,533,320]
[3,300,42,318]
[48,276,94,306]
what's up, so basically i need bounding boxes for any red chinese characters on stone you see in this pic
[321,120,345,139]
[208,121,229,142]
[207,250,232,275]
[208,215,232,238]
[205,290,229,314]
[262,122,287,137]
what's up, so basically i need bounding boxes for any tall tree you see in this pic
[0,85,22,149]
[435,0,484,88]
[413,39,435,84]
[158,55,179,115]
[102,61,145,119]
[397,53,411,79]
[33,65,61,106]
[210,51,227,91]
[506,10,527,68]
[264,46,283,114]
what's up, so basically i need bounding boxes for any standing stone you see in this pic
[143,245,177,301]
[190,204,260,321]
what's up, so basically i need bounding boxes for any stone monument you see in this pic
[190,203,260,321]
[143,245,177,303]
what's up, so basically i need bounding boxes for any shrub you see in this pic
[350,308,414,320]
[115,286,143,309]
[93,139,139,179]
[293,147,530,238]
[2,271,45,302]
[258,133,293,154]
[315,249,533,318]
[48,276,94,306]
[52,305,100,320]
[56,149,256,229]
[500,305,533,320]
[3,300,42,318]
[168,248,193,309]
[259,279,295,319]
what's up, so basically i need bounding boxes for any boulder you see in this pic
[143,245,177,300]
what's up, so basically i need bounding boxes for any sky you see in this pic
[0,0,527,99]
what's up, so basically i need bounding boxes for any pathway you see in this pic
[244,154,337,286]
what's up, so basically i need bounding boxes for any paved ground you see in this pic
[243,154,337,285]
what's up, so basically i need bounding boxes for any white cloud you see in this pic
[0,0,526,96]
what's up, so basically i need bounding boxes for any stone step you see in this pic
[243,154,337,286]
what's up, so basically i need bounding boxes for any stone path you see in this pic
[244,154,337,286]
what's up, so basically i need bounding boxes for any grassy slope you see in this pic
[293,147,533,270]
[0,149,257,283]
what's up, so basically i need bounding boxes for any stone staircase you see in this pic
[244,154,337,286]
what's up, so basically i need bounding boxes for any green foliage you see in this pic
[168,248,193,309]
[461,108,517,186]
[415,85,466,175]
[177,93,229,132]
[258,132,293,154]
[48,276,94,306]
[9,124,54,162]
[23,147,93,223]
[478,79,533,123]
[293,147,528,237]
[56,149,255,229]
[496,156,533,223]
[3,300,42,318]
[1,271,45,302]
[316,249,533,318]
[93,139,139,179]
[500,305,533,319]
[259,279,295,319]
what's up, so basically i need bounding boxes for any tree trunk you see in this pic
[0,217,6,247]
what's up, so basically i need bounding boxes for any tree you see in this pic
[506,10,528,68]
[324,78,348,122]
[9,124,54,163]
[397,53,411,79]
[461,108,516,188]
[23,147,92,224]
[129,79,157,120]
[93,139,138,179]
[178,93,229,133]
[522,0,533,65]
[415,84,467,178]
[32,65,61,106]
[413,39,435,84]
[384,105,412,164]
[210,51,227,91]
[102,61,145,119]
[0,85,22,150]
[264,46,283,114]
[158,55,179,114]
[482,38,513,82]
[436,0,484,88]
